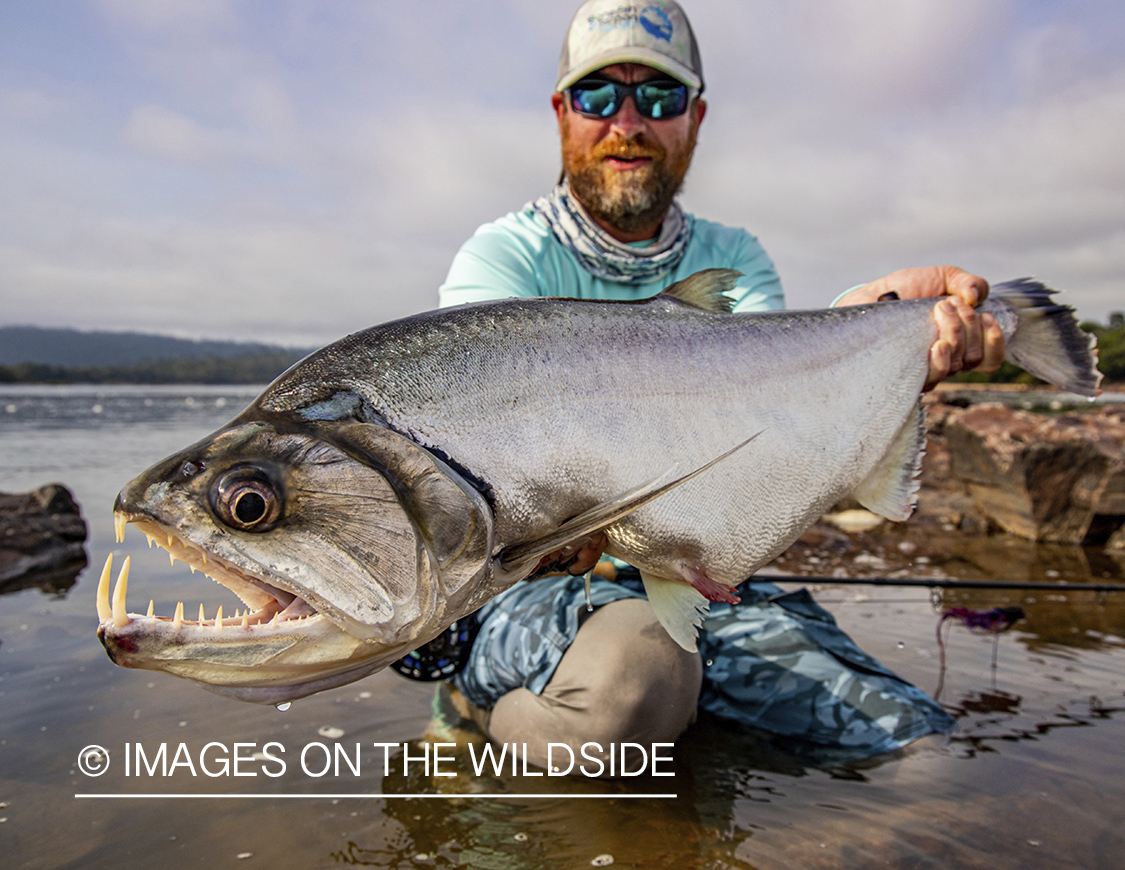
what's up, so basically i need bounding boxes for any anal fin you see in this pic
[640,571,710,653]
[851,401,924,521]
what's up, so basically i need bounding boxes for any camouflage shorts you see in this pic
[455,575,954,758]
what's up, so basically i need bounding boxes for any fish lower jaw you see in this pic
[99,514,326,637]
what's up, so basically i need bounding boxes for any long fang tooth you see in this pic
[241,611,249,630]
[214,605,223,632]
[96,553,113,621]
[167,533,174,547]
[114,514,126,544]
[147,599,154,618]
[189,565,196,575]
[198,604,206,624]
[270,612,280,626]
[173,601,184,631]
[147,535,155,548]
[169,551,176,567]
[112,556,131,628]
[201,552,207,565]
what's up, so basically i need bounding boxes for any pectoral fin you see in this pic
[640,572,710,653]
[498,431,763,572]
[851,401,924,521]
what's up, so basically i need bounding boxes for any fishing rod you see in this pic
[762,575,1125,593]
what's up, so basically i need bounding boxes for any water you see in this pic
[2,385,1123,869]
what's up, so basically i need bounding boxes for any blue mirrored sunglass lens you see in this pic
[635,83,687,119]
[571,83,620,117]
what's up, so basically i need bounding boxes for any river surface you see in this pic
[1,385,1123,869]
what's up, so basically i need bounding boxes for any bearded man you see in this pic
[421,0,1000,771]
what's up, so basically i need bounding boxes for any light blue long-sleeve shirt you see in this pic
[439,204,785,312]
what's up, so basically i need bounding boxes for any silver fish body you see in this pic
[99,273,1100,702]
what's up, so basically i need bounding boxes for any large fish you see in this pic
[97,272,1100,704]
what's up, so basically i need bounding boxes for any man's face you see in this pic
[553,63,706,238]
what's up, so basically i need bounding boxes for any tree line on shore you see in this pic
[0,351,307,385]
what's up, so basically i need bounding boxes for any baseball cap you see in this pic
[556,0,704,93]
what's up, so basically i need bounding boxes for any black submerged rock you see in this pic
[0,484,88,593]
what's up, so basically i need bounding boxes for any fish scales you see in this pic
[259,295,936,583]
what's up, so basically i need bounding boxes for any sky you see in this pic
[1,0,1122,347]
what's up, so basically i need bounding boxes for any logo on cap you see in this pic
[639,5,673,42]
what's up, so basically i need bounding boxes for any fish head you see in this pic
[99,418,496,705]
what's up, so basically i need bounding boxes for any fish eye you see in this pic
[212,467,282,532]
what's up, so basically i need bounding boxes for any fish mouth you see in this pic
[95,512,391,704]
[98,514,324,635]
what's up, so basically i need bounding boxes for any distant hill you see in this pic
[0,325,310,367]
[0,326,316,384]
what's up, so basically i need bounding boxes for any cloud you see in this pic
[95,0,236,37]
[122,105,240,163]
[790,1,1012,109]
[0,88,66,122]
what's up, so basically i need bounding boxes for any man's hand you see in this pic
[529,532,608,579]
[835,265,1006,390]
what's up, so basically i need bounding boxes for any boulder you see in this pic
[936,403,1125,544]
[0,484,88,587]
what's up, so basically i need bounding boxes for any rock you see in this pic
[0,484,88,587]
[1106,523,1125,553]
[937,404,1125,544]
[822,509,885,534]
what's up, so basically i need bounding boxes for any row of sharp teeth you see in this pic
[96,552,316,633]
[116,513,208,568]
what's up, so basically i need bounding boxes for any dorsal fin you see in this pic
[659,268,742,313]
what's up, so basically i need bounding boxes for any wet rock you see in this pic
[823,509,885,534]
[939,404,1125,544]
[0,484,88,587]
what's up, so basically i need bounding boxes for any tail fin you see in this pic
[988,278,1102,397]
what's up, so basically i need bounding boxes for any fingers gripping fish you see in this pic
[97,271,1100,704]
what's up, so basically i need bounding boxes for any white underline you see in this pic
[75,792,678,800]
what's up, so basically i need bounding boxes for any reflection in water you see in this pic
[947,688,1125,762]
[0,554,86,597]
[934,606,1025,700]
[331,711,936,868]
[938,585,1125,654]
[346,740,718,869]
[954,688,1023,716]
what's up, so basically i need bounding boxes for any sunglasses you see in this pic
[567,77,692,120]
